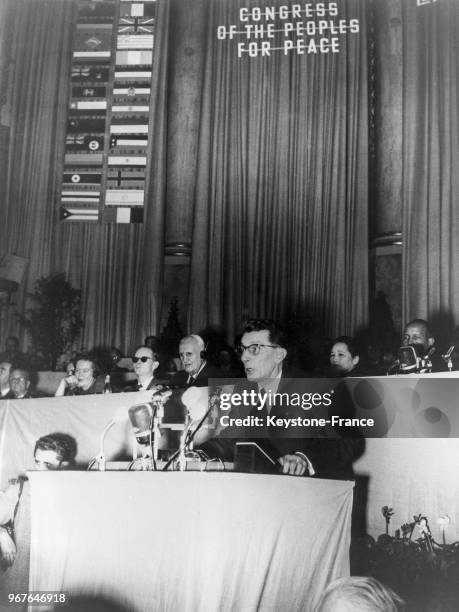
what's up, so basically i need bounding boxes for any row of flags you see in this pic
[61,0,157,223]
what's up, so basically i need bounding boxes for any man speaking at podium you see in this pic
[202,319,363,479]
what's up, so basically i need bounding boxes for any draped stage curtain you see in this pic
[188,0,369,340]
[0,0,170,353]
[402,0,459,328]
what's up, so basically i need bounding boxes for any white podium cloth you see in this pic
[27,472,353,612]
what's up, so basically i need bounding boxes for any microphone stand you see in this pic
[94,420,116,471]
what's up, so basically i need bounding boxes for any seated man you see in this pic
[4,368,38,399]
[201,319,364,478]
[0,433,77,569]
[126,345,161,391]
[398,318,444,373]
[171,334,221,388]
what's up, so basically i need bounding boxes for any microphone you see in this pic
[442,345,456,371]
[91,406,129,471]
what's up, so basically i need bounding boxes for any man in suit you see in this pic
[129,346,161,391]
[397,318,444,373]
[4,369,39,399]
[170,334,221,388]
[203,319,364,478]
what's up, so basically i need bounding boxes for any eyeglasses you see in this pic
[132,356,153,363]
[235,344,278,356]
[75,368,92,374]
[10,377,27,383]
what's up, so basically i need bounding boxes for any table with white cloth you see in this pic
[22,472,353,612]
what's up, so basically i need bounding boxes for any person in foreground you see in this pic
[0,433,77,568]
[201,319,364,478]
[315,576,405,612]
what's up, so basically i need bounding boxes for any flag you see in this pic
[114,69,152,80]
[60,206,99,222]
[61,190,100,204]
[72,66,110,82]
[107,168,145,181]
[73,27,112,60]
[116,50,152,65]
[78,1,116,22]
[65,153,103,165]
[70,100,107,110]
[103,207,143,223]
[105,189,144,205]
[120,3,156,18]
[108,156,147,166]
[72,86,107,98]
[118,17,155,34]
[110,135,148,147]
[68,114,106,132]
[117,35,154,50]
[110,124,149,134]
[111,105,149,113]
[65,135,104,152]
[113,86,151,96]
[63,171,102,185]
[111,114,149,124]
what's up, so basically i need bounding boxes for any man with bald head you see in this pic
[401,318,444,372]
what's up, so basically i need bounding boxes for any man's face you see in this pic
[240,330,286,382]
[133,347,157,379]
[9,369,30,398]
[402,323,431,351]
[34,449,63,471]
[0,362,11,386]
[179,339,203,375]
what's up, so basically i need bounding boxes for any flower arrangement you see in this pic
[352,507,459,611]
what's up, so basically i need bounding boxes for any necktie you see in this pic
[188,376,195,386]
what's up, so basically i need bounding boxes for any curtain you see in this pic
[188,0,369,340]
[1,0,170,355]
[402,0,459,330]
[0,0,76,336]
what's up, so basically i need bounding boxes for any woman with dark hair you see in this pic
[55,355,99,396]
[329,336,361,377]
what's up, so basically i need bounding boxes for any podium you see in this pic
[24,472,353,612]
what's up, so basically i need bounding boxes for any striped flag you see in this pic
[114,69,152,80]
[63,171,102,185]
[108,156,147,166]
[120,3,156,18]
[65,153,104,165]
[117,35,154,50]
[110,135,148,147]
[116,50,152,65]
[105,189,144,206]
[60,206,99,222]
[61,190,101,204]
[118,17,154,34]
[70,100,107,110]
[103,207,144,223]
[110,124,149,134]
[107,168,145,182]
[111,105,149,113]
[113,86,151,96]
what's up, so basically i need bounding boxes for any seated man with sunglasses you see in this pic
[126,346,162,392]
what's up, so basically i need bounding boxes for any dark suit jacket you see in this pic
[170,362,223,388]
[200,376,364,480]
